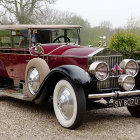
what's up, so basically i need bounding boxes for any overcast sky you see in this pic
[53,0,140,28]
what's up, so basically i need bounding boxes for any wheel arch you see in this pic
[135,60,140,89]
[34,65,92,103]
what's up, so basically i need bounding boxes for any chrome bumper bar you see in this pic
[88,90,140,99]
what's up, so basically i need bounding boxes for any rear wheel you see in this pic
[127,105,140,117]
[53,79,86,129]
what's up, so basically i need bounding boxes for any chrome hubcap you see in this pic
[57,87,74,120]
[27,68,40,95]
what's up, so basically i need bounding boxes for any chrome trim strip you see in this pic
[88,48,104,57]
[12,53,87,58]
[88,90,140,99]
[41,43,77,46]
[47,45,66,55]
[48,54,88,58]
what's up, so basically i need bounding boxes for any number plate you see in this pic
[113,97,140,108]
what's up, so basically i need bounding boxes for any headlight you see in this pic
[119,59,138,77]
[89,62,109,81]
[118,75,135,91]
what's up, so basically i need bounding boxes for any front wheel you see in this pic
[53,79,86,129]
[127,105,140,117]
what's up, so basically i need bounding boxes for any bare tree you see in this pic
[35,8,59,24]
[0,15,13,25]
[0,10,14,25]
[36,8,90,28]
[100,20,112,29]
[125,16,140,32]
[0,0,56,24]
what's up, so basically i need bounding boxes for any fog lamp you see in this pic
[118,75,135,91]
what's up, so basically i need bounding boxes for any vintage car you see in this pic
[0,25,140,129]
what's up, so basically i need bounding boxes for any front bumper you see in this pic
[88,90,140,99]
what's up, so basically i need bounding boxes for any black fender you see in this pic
[135,60,140,89]
[49,65,91,85]
[34,65,92,102]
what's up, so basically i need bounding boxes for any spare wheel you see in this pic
[25,58,50,97]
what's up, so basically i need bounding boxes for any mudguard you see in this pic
[33,65,92,101]
[49,65,91,85]
[135,60,140,89]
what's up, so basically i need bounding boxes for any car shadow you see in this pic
[0,95,135,130]
[0,95,54,113]
[80,107,135,130]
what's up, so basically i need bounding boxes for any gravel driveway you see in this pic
[0,95,140,140]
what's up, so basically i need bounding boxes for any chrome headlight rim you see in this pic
[120,59,139,77]
[118,74,135,91]
[89,61,109,81]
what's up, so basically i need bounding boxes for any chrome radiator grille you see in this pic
[94,55,123,89]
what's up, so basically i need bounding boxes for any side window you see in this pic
[12,30,29,48]
[36,30,51,44]
[31,29,51,46]
[0,30,11,48]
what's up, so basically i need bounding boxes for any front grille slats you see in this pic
[94,55,123,89]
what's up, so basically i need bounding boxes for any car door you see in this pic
[0,29,13,78]
[10,30,31,80]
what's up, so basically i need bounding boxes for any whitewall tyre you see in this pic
[25,58,50,97]
[53,79,86,129]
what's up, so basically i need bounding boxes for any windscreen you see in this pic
[52,29,79,44]
[31,29,80,45]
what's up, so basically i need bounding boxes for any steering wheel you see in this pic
[53,35,70,43]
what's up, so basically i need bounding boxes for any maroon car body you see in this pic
[0,25,140,129]
[0,42,98,80]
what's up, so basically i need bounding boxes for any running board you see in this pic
[0,88,31,101]
[88,90,140,99]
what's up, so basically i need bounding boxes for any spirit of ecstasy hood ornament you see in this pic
[99,36,107,48]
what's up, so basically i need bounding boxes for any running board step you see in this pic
[0,88,31,101]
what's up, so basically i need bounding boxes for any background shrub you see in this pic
[109,31,140,59]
